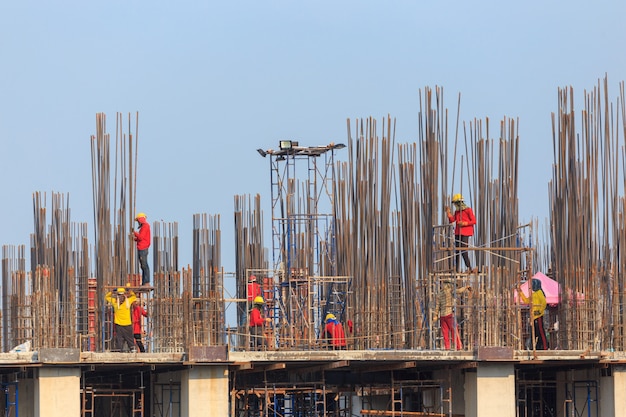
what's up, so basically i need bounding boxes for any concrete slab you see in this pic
[39,348,79,363]
[188,345,228,362]
[0,352,37,364]
[477,346,513,361]
[80,351,185,363]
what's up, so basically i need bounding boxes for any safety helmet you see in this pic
[325,313,336,322]
[135,212,147,220]
[117,287,126,294]
[452,194,464,203]
[253,296,264,304]
[249,275,257,282]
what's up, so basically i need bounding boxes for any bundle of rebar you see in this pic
[190,213,223,346]
[0,78,625,355]
[549,76,626,351]
[329,86,534,350]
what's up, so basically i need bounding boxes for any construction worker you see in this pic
[323,313,347,350]
[445,194,477,273]
[249,296,271,349]
[247,275,261,301]
[133,212,151,287]
[434,280,471,350]
[517,279,548,350]
[105,287,138,352]
[132,299,148,352]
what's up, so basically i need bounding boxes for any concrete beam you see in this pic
[34,367,80,417]
[181,365,228,417]
[465,363,515,417]
[39,348,79,363]
[600,365,626,416]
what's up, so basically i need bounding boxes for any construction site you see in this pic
[2,77,626,417]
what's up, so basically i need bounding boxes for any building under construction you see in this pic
[2,78,626,417]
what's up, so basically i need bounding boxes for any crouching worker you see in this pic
[249,296,271,350]
[324,313,347,350]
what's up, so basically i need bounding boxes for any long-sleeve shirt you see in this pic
[105,292,137,326]
[518,289,547,318]
[447,207,476,236]
[324,320,347,347]
[247,282,261,301]
[132,305,148,334]
[133,217,151,250]
[249,307,265,327]
[435,285,469,318]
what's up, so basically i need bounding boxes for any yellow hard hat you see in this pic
[325,313,336,322]
[452,194,464,203]
[117,287,126,294]
[135,212,147,220]
[253,296,264,304]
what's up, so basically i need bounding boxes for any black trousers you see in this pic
[138,249,150,285]
[134,333,146,352]
[115,324,135,352]
[534,316,548,350]
[455,235,472,271]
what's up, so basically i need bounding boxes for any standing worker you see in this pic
[247,275,261,301]
[434,280,471,350]
[133,212,151,287]
[517,279,548,350]
[249,296,271,350]
[105,287,138,352]
[445,194,477,273]
[132,300,148,352]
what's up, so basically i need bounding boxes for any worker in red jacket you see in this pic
[249,296,271,349]
[132,300,148,352]
[445,194,477,273]
[133,212,151,287]
[247,275,261,301]
[324,313,347,350]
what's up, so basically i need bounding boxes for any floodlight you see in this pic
[256,148,267,157]
[279,140,293,150]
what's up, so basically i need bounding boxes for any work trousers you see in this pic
[454,235,472,271]
[440,314,462,350]
[533,316,548,350]
[138,249,150,285]
[115,324,135,352]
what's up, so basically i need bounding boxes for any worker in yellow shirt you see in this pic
[105,287,138,352]
[517,279,548,350]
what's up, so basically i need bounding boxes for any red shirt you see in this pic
[249,307,265,327]
[247,282,261,301]
[448,207,476,236]
[324,321,347,347]
[134,217,151,250]
[132,305,147,334]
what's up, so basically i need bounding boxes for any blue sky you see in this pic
[1,1,625,272]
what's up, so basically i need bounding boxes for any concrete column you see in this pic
[465,363,515,417]
[34,367,80,417]
[600,365,626,416]
[181,365,229,417]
